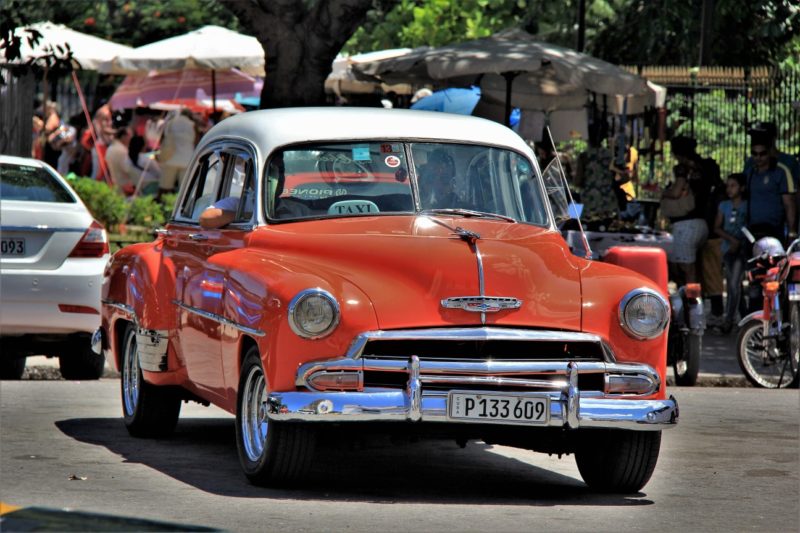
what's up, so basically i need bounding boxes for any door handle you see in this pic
[188,233,209,241]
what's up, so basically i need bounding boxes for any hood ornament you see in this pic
[442,296,522,313]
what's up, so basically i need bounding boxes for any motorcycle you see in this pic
[736,232,800,388]
[667,283,705,386]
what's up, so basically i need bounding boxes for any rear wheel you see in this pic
[575,429,661,493]
[120,323,181,437]
[737,318,797,389]
[236,347,315,486]
[59,338,105,380]
[788,303,800,388]
[0,355,26,380]
[672,331,701,386]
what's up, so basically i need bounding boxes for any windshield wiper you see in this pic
[420,208,516,223]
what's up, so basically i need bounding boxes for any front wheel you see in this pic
[120,323,181,437]
[672,331,701,386]
[575,429,661,493]
[236,347,315,486]
[737,318,798,389]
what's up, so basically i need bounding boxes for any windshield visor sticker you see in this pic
[385,155,401,168]
[352,144,371,161]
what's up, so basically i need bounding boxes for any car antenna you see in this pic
[546,126,592,259]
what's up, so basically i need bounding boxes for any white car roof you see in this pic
[199,107,534,157]
[0,154,50,168]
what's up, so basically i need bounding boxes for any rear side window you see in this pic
[0,164,75,203]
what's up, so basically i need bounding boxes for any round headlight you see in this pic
[618,288,669,340]
[288,289,340,339]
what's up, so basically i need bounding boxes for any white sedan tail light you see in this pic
[69,220,109,258]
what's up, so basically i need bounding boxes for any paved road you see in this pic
[1,380,797,532]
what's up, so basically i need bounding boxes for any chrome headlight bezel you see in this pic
[288,288,340,339]
[618,288,670,340]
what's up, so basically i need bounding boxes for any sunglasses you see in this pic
[751,150,769,157]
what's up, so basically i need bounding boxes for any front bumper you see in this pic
[267,361,679,431]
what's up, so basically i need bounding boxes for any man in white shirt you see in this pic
[158,109,196,195]
[104,127,139,195]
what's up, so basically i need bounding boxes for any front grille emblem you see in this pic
[441,296,522,313]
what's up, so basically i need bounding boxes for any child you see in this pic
[714,173,748,333]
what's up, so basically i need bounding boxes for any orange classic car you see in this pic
[97,108,677,492]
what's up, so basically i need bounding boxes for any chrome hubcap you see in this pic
[241,365,268,462]
[122,330,140,415]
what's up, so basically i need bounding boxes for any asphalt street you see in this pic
[1,381,797,532]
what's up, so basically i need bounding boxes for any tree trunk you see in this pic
[219,0,396,109]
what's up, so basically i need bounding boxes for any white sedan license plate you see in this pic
[1,238,25,256]
[448,392,549,424]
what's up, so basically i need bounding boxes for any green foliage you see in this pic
[5,0,240,48]
[68,176,127,228]
[591,0,800,66]
[127,195,165,228]
[345,0,529,52]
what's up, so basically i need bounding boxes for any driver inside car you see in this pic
[417,149,459,208]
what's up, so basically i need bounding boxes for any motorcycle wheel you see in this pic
[673,331,701,386]
[788,303,800,388]
[737,318,797,389]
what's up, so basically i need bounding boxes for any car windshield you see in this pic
[0,163,75,203]
[265,142,549,225]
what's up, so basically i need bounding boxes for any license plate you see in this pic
[448,392,549,424]
[0,238,25,256]
[789,283,800,301]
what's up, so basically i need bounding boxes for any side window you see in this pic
[221,152,256,224]
[178,151,226,222]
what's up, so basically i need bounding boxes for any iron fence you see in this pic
[631,65,800,188]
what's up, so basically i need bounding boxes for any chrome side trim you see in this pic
[1,225,86,233]
[135,327,169,372]
[173,300,266,337]
[344,327,617,362]
[102,299,135,317]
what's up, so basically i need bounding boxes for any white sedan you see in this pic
[1,155,110,379]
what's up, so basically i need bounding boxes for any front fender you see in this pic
[213,248,380,392]
[738,310,765,327]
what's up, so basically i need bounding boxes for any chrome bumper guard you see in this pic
[266,359,679,431]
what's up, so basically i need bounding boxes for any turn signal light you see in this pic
[685,283,702,299]
[764,281,780,297]
[69,220,109,258]
[605,374,658,396]
[307,371,363,391]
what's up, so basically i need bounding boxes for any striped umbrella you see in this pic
[110,68,261,109]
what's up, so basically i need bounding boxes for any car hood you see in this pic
[254,216,583,331]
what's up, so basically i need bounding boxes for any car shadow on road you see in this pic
[55,417,654,507]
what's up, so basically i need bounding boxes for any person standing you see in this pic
[157,108,196,197]
[105,126,139,195]
[744,132,797,243]
[714,173,748,333]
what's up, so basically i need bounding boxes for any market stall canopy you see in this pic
[354,28,652,119]
[99,25,264,76]
[325,48,413,96]
[3,21,132,70]
[110,68,262,109]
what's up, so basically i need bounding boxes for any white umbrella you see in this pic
[325,48,413,96]
[5,21,132,70]
[99,25,264,76]
[354,28,652,122]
